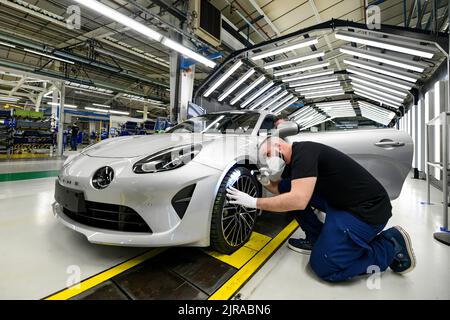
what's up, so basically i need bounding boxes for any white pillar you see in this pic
[143,105,148,121]
[179,66,195,122]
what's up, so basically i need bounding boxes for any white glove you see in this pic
[226,186,257,209]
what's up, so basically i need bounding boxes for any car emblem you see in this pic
[92,166,114,189]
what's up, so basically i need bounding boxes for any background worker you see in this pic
[70,122,79,151]
[226,137,416,282]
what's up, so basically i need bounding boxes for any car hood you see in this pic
[82,134,219,158]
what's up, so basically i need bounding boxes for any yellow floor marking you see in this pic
[203,232,272,269]
[244,232,272,251]
[209,220,299,300]
[204,246,257,269]
[44,248,166,300]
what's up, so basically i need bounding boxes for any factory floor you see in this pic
[0,157,449,300]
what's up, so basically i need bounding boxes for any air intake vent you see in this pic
[171,184,196,219]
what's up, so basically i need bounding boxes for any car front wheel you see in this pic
[210,167,261,254]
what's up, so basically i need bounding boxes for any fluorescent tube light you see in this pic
[47,102,77,108]
[274,61,330,77]
[340,46,426,72]
[203,60,242,97]
[290,76,338,88]
[335,30,435,59]
[24,49,74,64]
[92,103,111,108]
[0,96,19,101]
[85,107,108,113]
[353,90,401,108]
[240,81,274,108]
[273,97,299,114]
[296,82,341,92]
[161,38,216,68]
[315,100,351,107]
[343,58,420,83]
[302,88,344,96]
[281,70,334,83]
[218,69,255,102]
[350,76,408,97]
[304,91,345,99]
[260,91,289,110]
[263,52,324,69]
[251,37,318,60]
[351,82,404,102]
[230,75,265,105]
[347,67,413,90]
[269,94,294,112]
[74,0,215,68]
[0,41,16,48]
[109,110,130,115]
[249,87,282,110]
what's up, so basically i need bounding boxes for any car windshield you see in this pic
[167,113,260,134]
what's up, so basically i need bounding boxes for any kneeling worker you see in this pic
[226,137,416,282]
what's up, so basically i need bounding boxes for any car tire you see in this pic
[210,166,261,254]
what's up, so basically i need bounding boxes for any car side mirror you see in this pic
[277,121,299,138]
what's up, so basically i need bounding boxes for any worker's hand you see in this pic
[226,187,257,209]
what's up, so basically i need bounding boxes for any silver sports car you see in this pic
[53,110,413,253]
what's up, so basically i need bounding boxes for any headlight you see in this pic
[133,144,202,174]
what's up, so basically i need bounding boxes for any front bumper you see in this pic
[54,154,223,247]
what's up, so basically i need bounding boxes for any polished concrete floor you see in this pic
[239,174,450,300]
[0,158,449,299]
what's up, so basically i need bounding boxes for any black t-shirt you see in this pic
[281,141,392,225]
[71,126,79,137]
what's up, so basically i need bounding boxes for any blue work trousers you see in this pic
[279,179,395,282]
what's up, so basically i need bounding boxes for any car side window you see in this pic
[259,116,277,135]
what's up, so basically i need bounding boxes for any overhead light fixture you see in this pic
[0,96,20,101]
[43,90,54,98]
[304,91,345,99]
[350,76,408,97]
[353,90,401,108]
[218,68,255,102]
[340,46,427,72]
[302,88,343,96]
[290,76,338,88]
[335,30,435,59]
[273,97,299,114]
[274,61,330,77]
[281,69,334,83]
[251,37,318,60]
[109,110,130,115]
[347,67,413,90]
[203,60,242,97]
[74,0,216,68]
[94,47,139,65]
[249,87,282,110]
[292,108,317,121]
[296,82,341,92]
[24,48,75,64]
[260,91,289,110]
[230,75,265,105]
[263,52,325,69]
[290,106,314,119]
[47,102,77,108]
[351,82,404,102]
[269,94,295,112]
[240,81,274,108]
[343,58,420,83]
[92,103,111,108]
[0,41,16,48]
[85,107,109,113]
[315,100,351,107]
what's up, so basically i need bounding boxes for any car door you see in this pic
[286,128,413,200]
